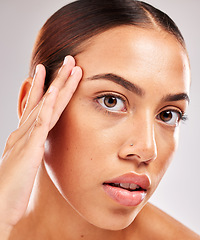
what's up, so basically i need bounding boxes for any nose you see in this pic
[118,117,157,165]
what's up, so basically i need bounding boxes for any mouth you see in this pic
[104,182,143,191]
[102,172,150,207]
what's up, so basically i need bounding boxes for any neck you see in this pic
[11,162,138,240]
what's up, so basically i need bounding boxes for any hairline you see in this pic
[74,24,187,59]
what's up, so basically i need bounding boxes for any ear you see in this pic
[18,77,33,119]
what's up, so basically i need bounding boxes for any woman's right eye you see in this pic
[96,95,127,113]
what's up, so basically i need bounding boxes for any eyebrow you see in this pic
[86,73,145,96]
[86,73,190,103]
[162,93,190,103]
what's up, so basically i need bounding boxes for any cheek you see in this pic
[44,103,109,194]
[44,107,126,228]
[151,127,180,189]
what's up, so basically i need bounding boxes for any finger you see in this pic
[19,64,46,126]
[27,56,80,130]
[25,86,59,168]
[45,55,75,93]
[50,66,82,129]
[2,85,58,157]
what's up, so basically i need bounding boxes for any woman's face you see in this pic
[44,26,190,230]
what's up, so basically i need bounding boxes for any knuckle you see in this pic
[34,116,43,128]
[6,131,16,149]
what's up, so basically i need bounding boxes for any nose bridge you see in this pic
[122,109,157,162]
[139,111,154,142]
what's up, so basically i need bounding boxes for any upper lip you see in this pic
[103,172,151,190]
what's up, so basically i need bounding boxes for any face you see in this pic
[44,26,190,230]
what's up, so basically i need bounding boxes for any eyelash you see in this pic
[95,93,127,114]
[156,109,188,127]
[94,93,188,125]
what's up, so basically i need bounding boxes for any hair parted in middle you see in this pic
[30,0,185,91]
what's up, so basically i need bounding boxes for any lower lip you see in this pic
[103,184,147,207]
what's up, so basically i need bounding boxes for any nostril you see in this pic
[127,154,134,157]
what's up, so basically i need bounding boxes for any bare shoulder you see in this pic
[130,202,200,240]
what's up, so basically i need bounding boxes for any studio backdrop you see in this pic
[0,0,199,234]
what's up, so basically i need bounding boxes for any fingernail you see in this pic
[35,65,39,73]
[71,67,76,76]
[58,57,68,74]
[63,56,69,65]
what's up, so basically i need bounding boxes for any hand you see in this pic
[0,56,82,238]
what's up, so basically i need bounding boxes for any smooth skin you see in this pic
[0,26,199,239]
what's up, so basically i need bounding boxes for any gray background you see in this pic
[0,0,199,235]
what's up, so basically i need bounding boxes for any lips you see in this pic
[103,172,150,207]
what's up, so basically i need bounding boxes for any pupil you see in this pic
[161,111,172,121]
[104,97,117,108]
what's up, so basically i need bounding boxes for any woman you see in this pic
[0,0,199,239]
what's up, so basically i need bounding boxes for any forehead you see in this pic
[76,26,190,94]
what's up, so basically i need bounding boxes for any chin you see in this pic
[105,221,134,231]
[94,216,136,231]
[85,205,142,231]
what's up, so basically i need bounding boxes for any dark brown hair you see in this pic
[30,0,185,90]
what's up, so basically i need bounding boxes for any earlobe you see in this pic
[18,77,33,119]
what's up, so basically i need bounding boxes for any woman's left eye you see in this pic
[157,110,182,126]
[96,95,126,112]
